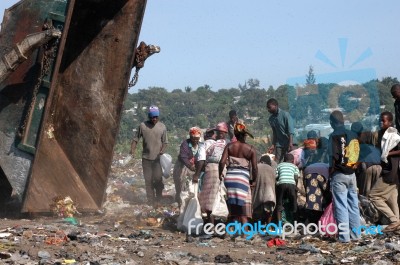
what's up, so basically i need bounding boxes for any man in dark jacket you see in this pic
[328,110,361,243]
[266,98,295,163]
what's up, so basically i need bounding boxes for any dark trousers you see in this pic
[142,158,164,204]
[276,183,297,213]
[275,146,289,163]
[305,209,323,225]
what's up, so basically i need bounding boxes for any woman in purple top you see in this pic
[173,127,203,206]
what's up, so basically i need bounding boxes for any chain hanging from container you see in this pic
[128,41,160,88]
[17,24,60,139]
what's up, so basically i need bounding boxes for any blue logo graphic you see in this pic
[286,38,380,139]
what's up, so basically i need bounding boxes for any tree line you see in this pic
[115,76,399,159]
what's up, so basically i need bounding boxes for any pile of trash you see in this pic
[50,196,80,218]
[2,154,400,264]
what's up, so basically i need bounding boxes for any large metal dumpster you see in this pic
[0,0,147,213]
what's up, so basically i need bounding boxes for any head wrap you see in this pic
[303,139,317,150]
[234,122,254,138]
[215,122,228,133]
[148,105,159,118]
[189,127,201,137]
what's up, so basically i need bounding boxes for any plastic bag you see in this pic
[160,153,173,178]
[120,154,132,166]
[181,184,203,234]
[176,182,195,231]
[319,202,337,236]
[211,182,229,219]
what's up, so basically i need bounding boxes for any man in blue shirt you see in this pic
[266,98,295,163]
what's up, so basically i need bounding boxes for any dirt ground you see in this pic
[1,206,382,265]
[0,155,400,264]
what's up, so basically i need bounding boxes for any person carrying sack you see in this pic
[182,183,203,235]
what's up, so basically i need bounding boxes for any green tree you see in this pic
[306,65,316,85]
[238,80,247,92]
[266,86,275,100]
[377,82,394,112]
[380,76,399,88]
[171,88,183,93]
[247,78,260,89]
[116,76,399,156]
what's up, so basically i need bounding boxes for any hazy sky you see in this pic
[1,1,399,92]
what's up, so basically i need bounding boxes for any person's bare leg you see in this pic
[277,211,282,223]
[210,215,215,225]
[240,216,249,238]
[266,213,272,224]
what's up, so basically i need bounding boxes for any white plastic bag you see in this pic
[176,182,195,231]
[181,184,203,235]
[211,182,229,219]
[120,154,132,166]
[160,153,172,178]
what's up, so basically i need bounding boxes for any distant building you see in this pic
[304,123,333,138]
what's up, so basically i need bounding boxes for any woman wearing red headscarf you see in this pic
[199,122,229,225]
[173,127,203,206]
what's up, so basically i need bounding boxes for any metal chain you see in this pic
[128,69,139,88]
[128,43,145,88]
[18,37,58,139]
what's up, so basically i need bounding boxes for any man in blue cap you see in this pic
[131,105,168,207]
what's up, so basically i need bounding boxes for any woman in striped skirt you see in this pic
[219,123,258,226]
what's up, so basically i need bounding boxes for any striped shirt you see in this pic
[276,162,299,185]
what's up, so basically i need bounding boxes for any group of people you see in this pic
[129,84,400,243]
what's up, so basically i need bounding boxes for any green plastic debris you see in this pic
[63,217,78,225]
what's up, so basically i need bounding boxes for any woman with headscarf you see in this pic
[219,123,258,228]
[199,122,229,224]
[173,127,203,205]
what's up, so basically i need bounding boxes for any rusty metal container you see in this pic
[0,0,147,213]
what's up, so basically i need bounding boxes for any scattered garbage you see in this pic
[298,243,320,253]
[214,254,233,263]
[50,196,80,218]
[0,252,11,259]
[0,154,399,264]
[120,154,133,166]
[63,217,78,225]
[0,233,12,238]
[267,238,286,247]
